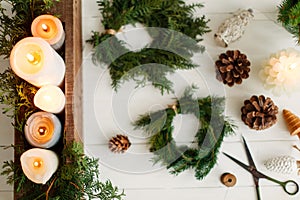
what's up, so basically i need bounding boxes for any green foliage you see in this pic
[109,49,195,93]
[87,0,210,94]
[1,142,125,200]
[0,68,38,131]
[1,160,27,192]
[278,0,300,43]
[0,0,58,58]
[134,88,236,180]
[94,0,210,41]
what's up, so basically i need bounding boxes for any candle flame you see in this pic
[26,53,35,62]
[41,23,49,32]
[26,52,41,65]
[33,159,43,168]
[38,126,47,136]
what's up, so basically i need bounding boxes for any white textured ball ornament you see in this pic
[264,156,300,175]
[214,9,254,47]
[259,48,300,96]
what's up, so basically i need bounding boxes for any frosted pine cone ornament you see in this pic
[264,156,300,175]
[259,48,300,96]
[214,9,254,47]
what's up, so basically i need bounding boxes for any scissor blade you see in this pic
[223,152,252,173]
[242,136,256,168]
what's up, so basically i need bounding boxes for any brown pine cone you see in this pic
[215,50,251,86]
[241,95,278,130]
[109,134,131,153]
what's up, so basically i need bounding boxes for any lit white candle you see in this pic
[10,37,65,87]
[24,112,62,148]
[31,15,65,50]
[34,85,66,114]
[20,148,59,184]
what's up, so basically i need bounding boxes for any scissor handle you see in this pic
[264,175,299,195]
[281,180,299,195]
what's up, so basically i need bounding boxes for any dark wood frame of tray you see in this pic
[14,0,82,198]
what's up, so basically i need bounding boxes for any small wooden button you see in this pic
[221,173,237,187]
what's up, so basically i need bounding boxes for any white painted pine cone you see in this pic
[264,156,298,174]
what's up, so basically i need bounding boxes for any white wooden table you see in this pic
[1,0,300,199]
[82,0,300,200]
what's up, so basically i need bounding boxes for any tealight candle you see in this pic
[10,37,65,87]
[34,85,66,114]
[24,112,62,148]
[31,15,65,50]
[20,148,59,184]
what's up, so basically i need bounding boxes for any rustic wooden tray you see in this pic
[14,0,82,198]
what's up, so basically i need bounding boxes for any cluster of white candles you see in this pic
[9,15,65,184]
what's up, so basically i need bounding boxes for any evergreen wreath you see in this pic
[87,0,210,94]
[134,87,236,180]
[278,0,300,43]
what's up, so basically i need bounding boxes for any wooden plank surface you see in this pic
[51,0,83,143]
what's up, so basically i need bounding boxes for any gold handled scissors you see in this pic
[223,137,299,200]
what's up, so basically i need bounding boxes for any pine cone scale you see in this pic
[235,77,242,84]
[252,101,261,111]
[222,58,231,64]
[245,103,254,111]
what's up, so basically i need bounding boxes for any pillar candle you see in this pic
[24,112,62,148]
[20,148,59,184]
[31,14,65,50]
[34,85,66,114]
[10,37,65,87]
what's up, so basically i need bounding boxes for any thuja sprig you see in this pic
[92,0,210,43]
[134,87,236,180]
[0,0,59,58]
[278,0,300,43]
[0,68,38,131]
